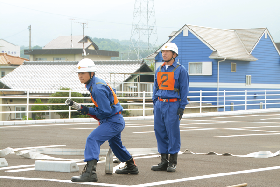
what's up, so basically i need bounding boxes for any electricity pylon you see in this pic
[130,0,158,59]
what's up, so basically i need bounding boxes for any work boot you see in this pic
[71,160,98,182]
[151,154,168,171]
[167,153,177,172]
[115,158,139,174]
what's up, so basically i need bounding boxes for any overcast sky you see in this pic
[1,0,279,48]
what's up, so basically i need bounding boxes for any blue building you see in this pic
[148,25,280,111]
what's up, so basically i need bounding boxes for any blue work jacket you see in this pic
[86,76,123,120]
[153,61,189,109]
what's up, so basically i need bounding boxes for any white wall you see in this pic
[0,39,20,57]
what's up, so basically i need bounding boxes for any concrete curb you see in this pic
[1,108,280,126]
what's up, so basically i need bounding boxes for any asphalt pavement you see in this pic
[0,109,280,187]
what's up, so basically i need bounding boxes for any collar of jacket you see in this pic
[86,75,96,90]
[162,60,178,68]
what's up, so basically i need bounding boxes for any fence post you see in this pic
[231,102,234,111]
[26,90,29,120]
[224,90,226,112]
[200,90,202,113]
[264,90,267,109]
[122,82,124,96]
[138,82,140,97]
[245,90,247,110]
[69,90,71,119]
[143,91,145,117]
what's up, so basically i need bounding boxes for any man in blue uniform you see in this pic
[152,43,189,172]
[71,58,138,183]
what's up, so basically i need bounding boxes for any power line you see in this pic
[0,1,178,29]
[3,28,27,38]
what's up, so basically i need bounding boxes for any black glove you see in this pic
[77,105,89,115]
[177,108,184,120]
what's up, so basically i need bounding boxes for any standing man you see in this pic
[71,58,138,183]
[152,43,189,172]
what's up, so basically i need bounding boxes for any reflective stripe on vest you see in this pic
[90,82,119,107]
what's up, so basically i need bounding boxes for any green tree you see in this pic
[48,88,86,118]
[31,99,49,120]
[149,63,155,71]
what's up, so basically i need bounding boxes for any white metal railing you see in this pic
[0,89,280,121]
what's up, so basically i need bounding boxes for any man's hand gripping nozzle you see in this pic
[65,98,82,110]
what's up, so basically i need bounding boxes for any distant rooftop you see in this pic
[43,35,99,50]
[0,60,152,93]
[0,53,28,65]
[24,36,119,57]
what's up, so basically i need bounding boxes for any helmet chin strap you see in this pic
[85,72,94,85]
[164,57,174,63]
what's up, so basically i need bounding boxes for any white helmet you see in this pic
[161,43,178,57]
[76,58,96,73]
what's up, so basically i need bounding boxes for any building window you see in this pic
[1,71,5,78]
[231,62,236,72]
[246,75,251,86]
[15,106,26,119]
[189,62,202,74]
[189,62,212,75]
[35,58,47,61]
[53,57,65,61]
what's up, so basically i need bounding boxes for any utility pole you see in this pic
[28,25,31,50]
[69,18,75,48]
[75,21,88,58]
[130,0,157,59]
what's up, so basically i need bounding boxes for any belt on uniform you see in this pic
[158,97,180,102]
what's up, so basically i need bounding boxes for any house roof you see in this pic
[0,53,29,65]
[25,35,119,57]
[0,60,152,93]
[43,36,99,50]
[276,43,280,51]
[0,39,18,47]
[147,25,276,62]
[24,48,119,57]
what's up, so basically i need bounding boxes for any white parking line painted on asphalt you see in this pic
[126,125,154,128]
[261,125,280,128]
[253,122,278,123]
[133,131,154,134]
[224,128,247,131]
[12,145,66,151]
[75,123,98,124]
[0,164,35,171]
[215,121,237,123]
[216,132,280,138]
[0,124,78,128]
[1,166,280,186]
[190,123,214,125]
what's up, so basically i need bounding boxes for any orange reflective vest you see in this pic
[157,64,180,94]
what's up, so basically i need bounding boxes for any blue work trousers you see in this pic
[84,114,132,162]
[154,100,181,154]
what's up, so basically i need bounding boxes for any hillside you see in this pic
[20,38,160,61]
